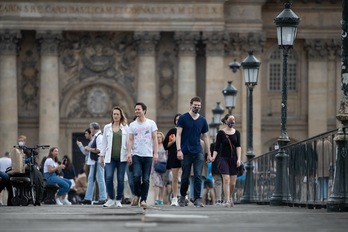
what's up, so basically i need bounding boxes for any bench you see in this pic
[10,176,31,206]
[43,184,60,204]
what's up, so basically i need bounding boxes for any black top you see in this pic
[163,127,181,169]
[214,130,241,158]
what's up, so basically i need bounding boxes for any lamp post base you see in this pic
[270,147,291,206]
[327,198,348,212]
[327,123,348,212]
[240,161,255,203]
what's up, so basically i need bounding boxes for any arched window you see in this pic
[268,49,297,91]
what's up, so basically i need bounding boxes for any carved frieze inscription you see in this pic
[0,2,224,20]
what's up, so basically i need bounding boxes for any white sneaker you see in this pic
[56,198,63,206]
[171,197,178,206]
[103,199,116,208]
[115,200,122,208]
[61,196,72,205]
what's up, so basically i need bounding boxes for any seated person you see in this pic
[75,169,87,199]
[43,147,72,206]
[0,171,13,205]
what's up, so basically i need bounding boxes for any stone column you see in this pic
[174,31,200,113]
[134,32,160,120]
[0,30,21,152]
[305,39,330,136]
[36,31,61,159]
[202,31,226,121]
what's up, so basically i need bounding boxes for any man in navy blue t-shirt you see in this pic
[176,96,212,207]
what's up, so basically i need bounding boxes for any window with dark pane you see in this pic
[268,49,297,92]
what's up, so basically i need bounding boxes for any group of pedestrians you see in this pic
[0,96,242,209]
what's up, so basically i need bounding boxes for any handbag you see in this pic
[224,131,245,177]
[154,161,167,173]
[236,161,246,177]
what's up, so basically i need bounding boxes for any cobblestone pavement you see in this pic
[0,204,347,232]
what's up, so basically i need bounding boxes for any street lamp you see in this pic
[209,118,218,142]
[240,51,260,203]
[209,102,225,142]
[229,59,241,73]
[222,81,238,114]
[212,102,225,126]
[270,2,300,206]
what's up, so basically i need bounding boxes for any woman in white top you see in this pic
[100,106,130,208]
[43,147,72,205]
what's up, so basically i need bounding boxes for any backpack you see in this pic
[7,148,25,174]
[90,133,100,161]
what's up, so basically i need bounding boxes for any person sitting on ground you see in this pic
[75,169,87,199]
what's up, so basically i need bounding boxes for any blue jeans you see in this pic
[105,158,127,200]
[189,176,203,199]
[317,177,329,201]
[44,172,72,197]
[180,152,204,200]
[84,163,106,201]
[132,155,152,202]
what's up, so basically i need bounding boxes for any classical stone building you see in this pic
[0,0,342,168]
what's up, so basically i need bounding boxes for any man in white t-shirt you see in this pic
[127,102,158,208]
[0,152,11,173]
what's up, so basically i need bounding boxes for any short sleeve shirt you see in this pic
[129,119,158,157]
[44,157,57,174]
[177,112,208,154]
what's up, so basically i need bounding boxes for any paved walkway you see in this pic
[0,203,347,232]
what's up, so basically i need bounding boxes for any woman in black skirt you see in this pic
[163,113,181,206]
[212,114,241,207]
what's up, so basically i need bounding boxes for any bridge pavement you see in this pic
[0,203,347,232]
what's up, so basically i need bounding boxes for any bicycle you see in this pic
[9,145,49,206]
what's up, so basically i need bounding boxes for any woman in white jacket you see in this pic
[100,106,130,208]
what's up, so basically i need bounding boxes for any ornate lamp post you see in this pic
[270,3,300,206]
[209,102,225,142]
[212,102,225,127]
[327,0,348,212]
[240,51,260,203]
[222,81,238,114]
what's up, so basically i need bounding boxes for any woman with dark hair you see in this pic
[62,155,77,189]
[163,113,181,206]
[43,147,72,205]
[212,114,241,207]
[100,106,130,208]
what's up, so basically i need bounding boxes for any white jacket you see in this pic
[100,123,129,163]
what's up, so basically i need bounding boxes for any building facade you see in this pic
[0,0,342,165]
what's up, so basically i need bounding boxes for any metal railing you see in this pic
[235,126,347,208]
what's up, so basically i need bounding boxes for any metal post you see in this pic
[241,86,255,203]
[327,0,348,212]
[270,46,291,206]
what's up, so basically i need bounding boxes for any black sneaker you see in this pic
[93,200,106,205]
[79,199,92,205]
[178,196,186,207]
[193,198,204,207]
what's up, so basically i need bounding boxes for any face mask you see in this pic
[192,107,200,114]
[227,121,235,128]
[18,141,24,147]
